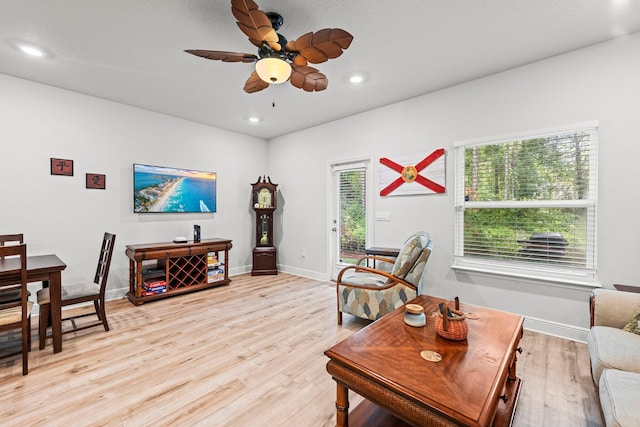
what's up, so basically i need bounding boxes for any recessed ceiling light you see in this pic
[347,72,368,85]
[611,0,630,7]
[18,44,45,57]
[248,116,261,124]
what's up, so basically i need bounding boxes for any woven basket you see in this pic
[435,297,468,341]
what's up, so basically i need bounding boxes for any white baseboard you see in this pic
[225,263,328,281]
[229,266,251,276]
[229,263,327,282]
[106,287,128,301]
[277,265,327,282]
[523,315,589,343]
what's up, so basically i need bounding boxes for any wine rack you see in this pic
[125,238,232,305]
[168,255,207,290]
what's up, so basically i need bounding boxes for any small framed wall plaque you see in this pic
[50,158,74,176]
[86,173,106,189]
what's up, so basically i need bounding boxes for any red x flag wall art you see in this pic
[379,148,445,197]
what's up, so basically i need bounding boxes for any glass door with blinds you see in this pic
[330,160,371,280]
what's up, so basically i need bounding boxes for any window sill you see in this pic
[451,262,602,291]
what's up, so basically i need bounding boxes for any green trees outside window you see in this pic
[456,123,598,275]
[339,169,366,264]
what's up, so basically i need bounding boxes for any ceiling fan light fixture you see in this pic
[255,57,291,84]
[185,0,353,94]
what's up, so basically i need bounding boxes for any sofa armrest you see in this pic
[590,288,640,328]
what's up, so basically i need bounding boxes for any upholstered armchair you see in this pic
[336,231,433,324]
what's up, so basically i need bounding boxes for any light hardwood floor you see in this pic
[0,273,602,426]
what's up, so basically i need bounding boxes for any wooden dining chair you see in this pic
[0,243,32,375]
[0,234,24,262]
[38,232,116,349]
[0,234,24,252]
[0,234,30,307]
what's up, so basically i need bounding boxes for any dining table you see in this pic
[0,254,67,353]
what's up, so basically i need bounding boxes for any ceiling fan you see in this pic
[185,0,354,94]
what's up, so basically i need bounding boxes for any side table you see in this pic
[613,284,640,293]
[364,247,400,268]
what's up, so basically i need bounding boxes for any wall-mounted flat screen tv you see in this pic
[133,163,217,213]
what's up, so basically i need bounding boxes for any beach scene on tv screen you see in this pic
[134,164,216,213]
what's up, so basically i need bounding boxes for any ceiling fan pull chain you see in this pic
[272,84,276,108]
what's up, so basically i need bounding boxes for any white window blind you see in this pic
[338,167,367,262]
[454,122,598,281]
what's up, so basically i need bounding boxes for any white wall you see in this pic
[3,34,638,341]
[269,34,640,341]
[0,74,268,299]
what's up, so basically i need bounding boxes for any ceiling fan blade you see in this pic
[231,0,281,51]
[285,28,353,64]
[244,71,270,93]
[289,65,328,92]
[185,50,258,63]
[292,55,309,67]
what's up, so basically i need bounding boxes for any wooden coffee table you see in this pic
[325,295,524,426]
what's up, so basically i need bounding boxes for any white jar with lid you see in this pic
[404,303,426,327]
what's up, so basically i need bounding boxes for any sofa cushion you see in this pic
[599,369,640,427]
[622,306,640,335]
[587,326,640,385]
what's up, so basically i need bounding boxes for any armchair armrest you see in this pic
[355,255,396,267]
[336,265,415,291]
[590,288,640,328]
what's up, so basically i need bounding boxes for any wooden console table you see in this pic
[125,238,232,305]
[326,295,524,426]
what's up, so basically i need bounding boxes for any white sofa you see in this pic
[587,288,640,427]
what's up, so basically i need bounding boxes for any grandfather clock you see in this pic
[251,176,278,275]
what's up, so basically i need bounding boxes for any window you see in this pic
[453,122,598,284]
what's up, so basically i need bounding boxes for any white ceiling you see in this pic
[2,1,639,139]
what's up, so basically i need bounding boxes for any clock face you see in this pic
[258,187,272,207]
